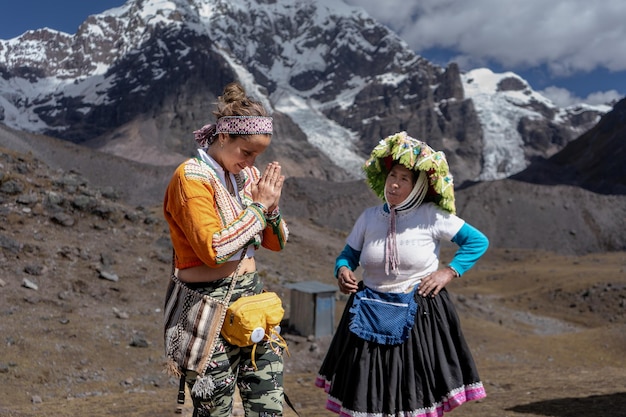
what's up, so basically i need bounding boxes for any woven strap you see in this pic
[170,246,249,375]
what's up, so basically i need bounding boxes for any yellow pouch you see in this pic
[221,292,288,369]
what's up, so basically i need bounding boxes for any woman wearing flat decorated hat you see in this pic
[316,131,489,417]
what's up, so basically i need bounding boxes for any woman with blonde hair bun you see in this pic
[163,82,288,417]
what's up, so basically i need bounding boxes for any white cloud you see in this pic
[584,90,623,106]
[539,87,578,107]
[345,0,626,75]
[540,86,622,107]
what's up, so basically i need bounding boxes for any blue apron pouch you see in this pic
[348,285,418,345]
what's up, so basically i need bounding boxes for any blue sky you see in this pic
[1,0,623,107]
[0,2,126,39]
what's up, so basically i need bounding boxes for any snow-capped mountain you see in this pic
[0,0,612,185]
[461,68,612,181]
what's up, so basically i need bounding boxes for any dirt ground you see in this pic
[1,148,625,417]
[1,222,625,417]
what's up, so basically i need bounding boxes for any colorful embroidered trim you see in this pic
[315,376,486,417]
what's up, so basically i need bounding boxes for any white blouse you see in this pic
[346,202,464,293]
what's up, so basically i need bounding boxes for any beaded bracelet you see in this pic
[266,206,281,222]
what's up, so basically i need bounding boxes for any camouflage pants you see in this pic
[185,272,285,417]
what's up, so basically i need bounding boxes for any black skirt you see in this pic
[315,287,486,417]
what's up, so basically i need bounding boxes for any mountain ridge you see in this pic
[0,0,614,186]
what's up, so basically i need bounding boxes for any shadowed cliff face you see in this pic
[513,97,626,195]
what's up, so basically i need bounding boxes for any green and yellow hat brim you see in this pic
[363,131,456,214]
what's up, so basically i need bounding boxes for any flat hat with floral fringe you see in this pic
[363,131,456,214]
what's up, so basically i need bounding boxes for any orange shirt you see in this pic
[163,157,288,269]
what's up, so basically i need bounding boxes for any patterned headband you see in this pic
[193,116,273,148]
[216,116,273,135]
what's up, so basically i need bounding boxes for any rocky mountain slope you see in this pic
[2,119,625,255]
